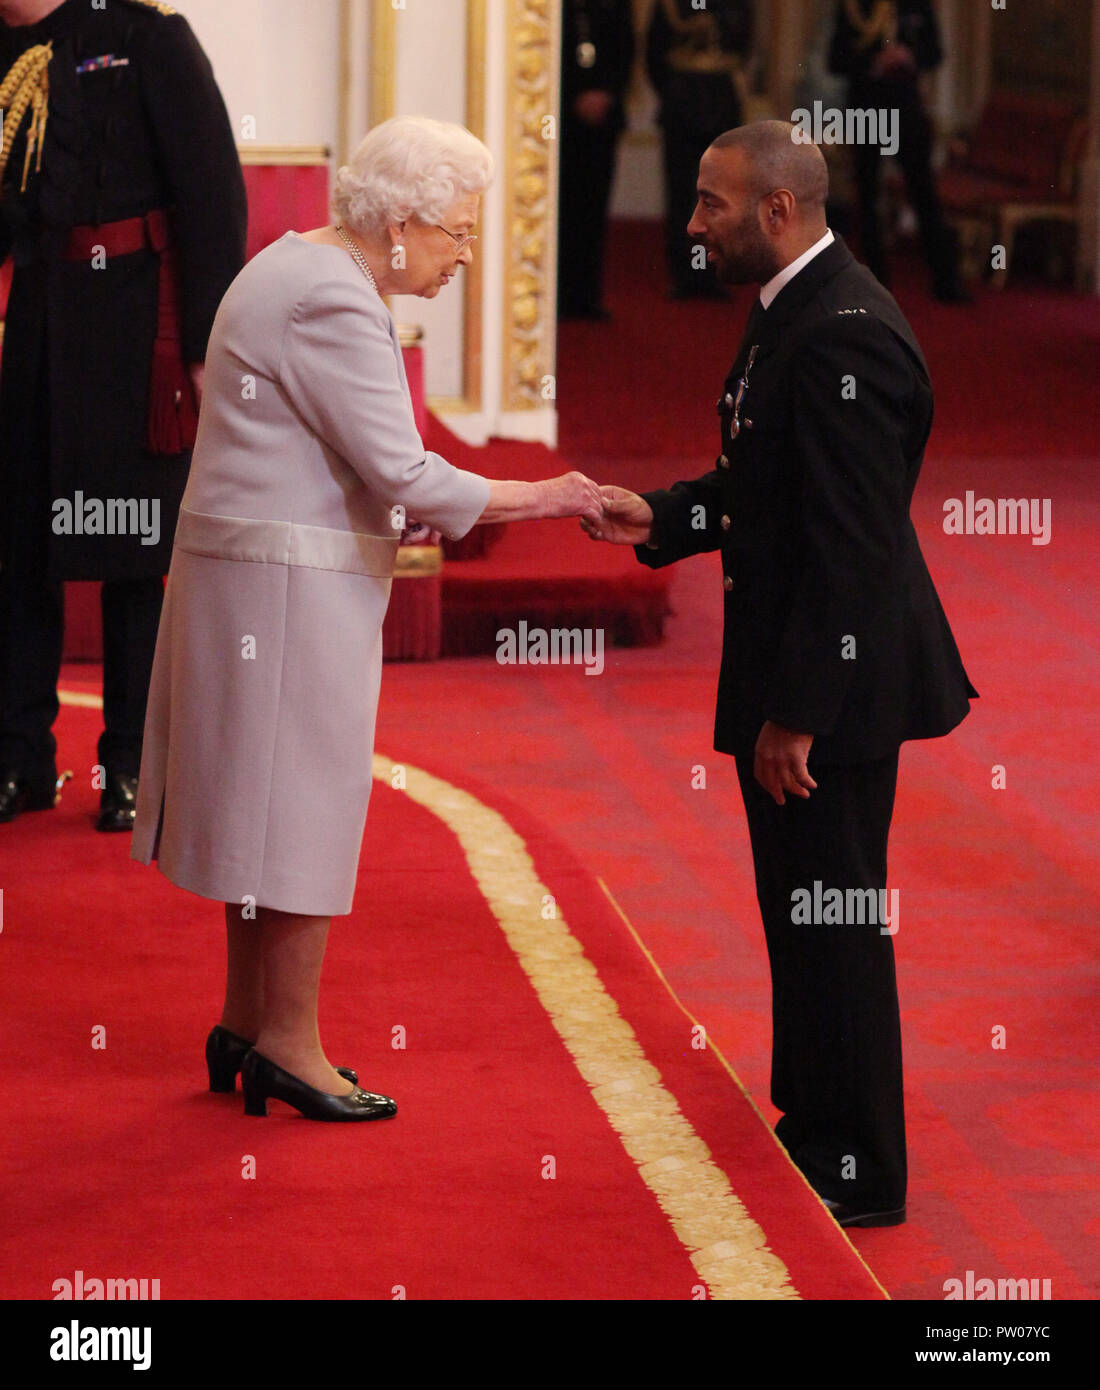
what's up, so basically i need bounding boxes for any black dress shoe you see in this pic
[96,772,139,832]
[821,1197,907,1228]
[241,1048,397,1121]
[0,768,59,823]
[205,1025,357,1092]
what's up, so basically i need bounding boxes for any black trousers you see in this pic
[848,80,960,294]
[557,113,622,315]
[0,570,163,788]
[735,751,906,1210]
[660,121,727,295]
[0,317,162,788]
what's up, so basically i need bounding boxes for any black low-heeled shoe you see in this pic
[205,1024,357,1092]
[240,1048,397,1122]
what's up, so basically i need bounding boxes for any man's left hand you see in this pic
[754,721,817,805]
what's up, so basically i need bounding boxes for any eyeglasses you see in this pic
[434,224,478,254]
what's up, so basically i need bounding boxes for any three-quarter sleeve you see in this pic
[277,274,490,540]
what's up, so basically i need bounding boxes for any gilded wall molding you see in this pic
[502,0,557,411]
[370,0,397,130]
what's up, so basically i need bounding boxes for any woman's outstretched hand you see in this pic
[536,471,604,525]
[580,485,654,546]
[477,472,603,526]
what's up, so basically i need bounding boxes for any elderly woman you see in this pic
[131,116,602,1122]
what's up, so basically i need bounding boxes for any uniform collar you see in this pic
[754,234,857,333]
[1,0,80,42]
[759,228,835,310]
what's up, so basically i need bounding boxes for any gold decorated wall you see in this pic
[503,0,557,412]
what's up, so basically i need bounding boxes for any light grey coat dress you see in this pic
[130,232,490,915]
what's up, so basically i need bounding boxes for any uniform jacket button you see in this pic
[720,514,730,531]
[723,575,733,592]
[718,454,729,469]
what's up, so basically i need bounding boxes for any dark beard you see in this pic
[715,242,779,286]
[713,212,779,285]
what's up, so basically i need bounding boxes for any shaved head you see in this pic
[687,120,830,286]
[710,121,829,211]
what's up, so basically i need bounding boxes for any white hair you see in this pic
[333,115,494,238]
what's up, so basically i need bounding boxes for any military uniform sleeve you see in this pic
[827,1,858,77]
[563,0,635,102]
[634,470,726,568]
[278,278,490,541]
[899,0,943,72]
[135,12,247,363]
[645,0,674,95]
[761,314,913,735]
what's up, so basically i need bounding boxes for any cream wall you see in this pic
[386,0,471,402]
[175,0,342,152]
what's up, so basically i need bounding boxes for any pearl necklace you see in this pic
[334,224,379,293]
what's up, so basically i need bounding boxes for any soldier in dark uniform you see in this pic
[647,0,753,298]
[0,0,247,829]
[557,0,635,320]
[829,0,968,301]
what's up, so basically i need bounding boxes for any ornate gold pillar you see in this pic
[501,0,558,416]
[350,0,562,442]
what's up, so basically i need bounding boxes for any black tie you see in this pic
[730,297,766,377]
[742,296,767,349]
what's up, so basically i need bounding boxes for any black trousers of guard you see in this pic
[848,79,960,295]
[0,334,163,794]
[557,113,621,316]
[660,121,727,296]
[735,751,907,1211]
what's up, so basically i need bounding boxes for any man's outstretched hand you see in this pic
[754,721,817,805]
[580,485,654,546]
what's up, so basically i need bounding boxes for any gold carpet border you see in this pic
[373,753,798,1300]
[53,685,797,1298]
[596,877,892,1300]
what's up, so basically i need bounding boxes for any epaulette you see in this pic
[835,307,869,316]
[118,0,178,15]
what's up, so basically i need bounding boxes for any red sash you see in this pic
[64,209,198,455]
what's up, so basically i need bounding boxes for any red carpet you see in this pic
[2,222,1096,1303]
[0,696,884,1301]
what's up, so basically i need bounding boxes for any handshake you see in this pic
[534,471,654,547]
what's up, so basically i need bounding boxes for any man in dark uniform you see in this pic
[584,121,976,1226]
[829,0,968,301]
[0,0,247,829]
[558,0,635,320]
[646,0,753,298]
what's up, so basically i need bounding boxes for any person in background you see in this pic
[558,0,635,321]
[829,0,970,302]
[647,0,754,299]
[0,0,247,831]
